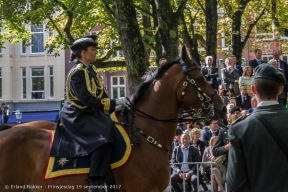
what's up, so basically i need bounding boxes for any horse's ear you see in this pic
[180,45,192,68]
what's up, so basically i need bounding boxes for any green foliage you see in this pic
[0,0,287,68]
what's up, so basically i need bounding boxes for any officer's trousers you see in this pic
[89,143,113,178]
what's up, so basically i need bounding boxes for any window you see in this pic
[111,76,126,99]
[48,67,54,99]
[0,68,2,99]
[31,25,44,53]
[262,55,273,63]
[21,40,27,54]
[90,31,98,35]
[21,68,27,99]
[31,68,45,99]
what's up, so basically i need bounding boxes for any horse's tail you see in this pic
[0,124,14,131]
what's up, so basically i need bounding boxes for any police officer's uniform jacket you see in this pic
[51,60,116,158]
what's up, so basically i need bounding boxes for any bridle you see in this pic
[180,60,217,119]
[114,60,218,154]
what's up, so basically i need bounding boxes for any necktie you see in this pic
[208,67,211,75]
[258,60,261,65]
[242,96,246,109]
[213,131,216,136]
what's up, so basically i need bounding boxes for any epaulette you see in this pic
[231,113,250,125]
[76,63,84,69]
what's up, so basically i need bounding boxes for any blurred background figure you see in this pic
[189,128,206,159]
[230,55,243,76]
[203,120,220,147]
[221,57,240,97]
[202,56,218,90]
[273,50,288,106]
[218,84,231,105]
[229,106,242,123]
[236,85,252,110]
[249,48,265,70]
[0,103,9,124]
[269,59,287,106]
[248,96,258,113]
[228,97,236,107]
[202,136,225,192]
[239,66,254,96]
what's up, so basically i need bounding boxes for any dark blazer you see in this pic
[235,94,252,110]
[278,60,288,90]
[227,104,288,192]
[171,145,201,174]
[221,68,240,96]
[235,65,243,76]
[190,140,206,158]
[249,59,265,69]
[201,66,218,90]
[203,129,220,146]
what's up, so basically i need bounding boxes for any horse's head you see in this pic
[177,45,226,120]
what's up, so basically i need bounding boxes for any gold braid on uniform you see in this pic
[91,65,108,98]
[66,63,106,109]
[101,98,110,115]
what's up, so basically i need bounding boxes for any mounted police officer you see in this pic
[51,35,123,192]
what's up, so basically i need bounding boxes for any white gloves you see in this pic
[115,97,126,106]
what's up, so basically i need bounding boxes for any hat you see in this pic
[230,106,241,115]
[254,64,286,84]
[70,35,99,51]
[175,128,183,136]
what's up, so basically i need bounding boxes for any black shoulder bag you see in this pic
[251,113,288,160]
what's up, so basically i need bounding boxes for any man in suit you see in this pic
[201,56,218,90]
[171,133,207,192]
[235,85,252,110]
[249,48,265,69]
[202,120,220,146]
[231,55,243,76]
[221,57,240,97]
[227,64,288,192]
[273,50,288,106]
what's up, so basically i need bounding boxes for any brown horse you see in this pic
[0,121,56,131]
[0,46,226,192]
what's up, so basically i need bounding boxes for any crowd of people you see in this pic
[169,48,288,192]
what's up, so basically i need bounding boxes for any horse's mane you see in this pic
[131,58,180,105]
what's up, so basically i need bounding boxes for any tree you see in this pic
[113,0,147,94]
[219,0,270,65]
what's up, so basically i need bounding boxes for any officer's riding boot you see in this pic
[87,179,106,192]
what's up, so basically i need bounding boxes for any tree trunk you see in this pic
[154,0,187,59]
[141,0,152,69]
[205,0,218,66]
[113,0,147,94]
[231,1,250,65]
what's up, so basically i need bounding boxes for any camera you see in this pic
[223,90,229,96]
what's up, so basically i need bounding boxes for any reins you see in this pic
[113,60,217,155]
